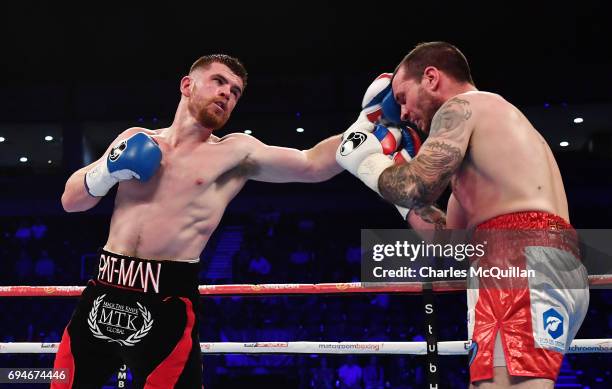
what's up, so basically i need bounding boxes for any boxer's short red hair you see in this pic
[190,54,248,89]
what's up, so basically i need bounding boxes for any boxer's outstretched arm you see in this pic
[378,96,474,209]
[239,133,344,183]
[61,127,145,212]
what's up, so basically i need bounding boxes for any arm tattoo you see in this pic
[379,97,471,208]
[429,97,472,139]
[413,206,447,230]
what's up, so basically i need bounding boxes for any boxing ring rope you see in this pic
[1,277,611,355]
[1,274,611,297]
[2,339,611,355]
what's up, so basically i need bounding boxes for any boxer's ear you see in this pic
[422,66,441,91]
[180,76,192,97]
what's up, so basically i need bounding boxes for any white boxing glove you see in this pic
[336,118,394,195]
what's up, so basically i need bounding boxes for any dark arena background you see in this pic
[1,2,610,388]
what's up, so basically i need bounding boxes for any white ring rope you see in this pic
[2,339,611,355]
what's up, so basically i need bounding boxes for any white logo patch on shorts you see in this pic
[534,306,567,351]
[87,294,154,346]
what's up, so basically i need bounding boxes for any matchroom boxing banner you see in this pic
[360,229,611,290]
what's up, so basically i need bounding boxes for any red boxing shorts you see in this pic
[51,249,202,388]
[466,211,589,383]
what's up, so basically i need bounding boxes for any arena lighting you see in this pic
[45,135,53,141]
[296,127,305,133]
[48,160,52,164]
[244,129,252,135]
[0,136,5,142]
[19,157,28,163]
[573,117,584,124]
[560,141,570,147]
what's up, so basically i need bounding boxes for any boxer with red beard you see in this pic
[53,54,344,388]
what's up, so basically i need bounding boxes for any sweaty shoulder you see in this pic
[215,132,269,176]
[458,91,515,116]
[451,91,521,132]
[218,132,262,156]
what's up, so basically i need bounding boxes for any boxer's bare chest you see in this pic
[118,139,247,205]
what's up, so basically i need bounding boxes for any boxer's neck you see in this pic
[440,82,478,102]
[167,101,214,147]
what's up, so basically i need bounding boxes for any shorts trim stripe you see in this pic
[51,327,75,388]
[144,297,196,389]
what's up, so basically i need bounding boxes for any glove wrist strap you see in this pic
[356,153,393,195]
[85,160,117,197]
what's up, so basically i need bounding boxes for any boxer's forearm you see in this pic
[61,166,103,212]
[378,162,431,209]
[304,134,344,181]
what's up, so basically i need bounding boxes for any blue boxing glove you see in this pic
[392,125,422,165]
[85,132,162,197]
[371,121,402,155]
[361,73,402,126]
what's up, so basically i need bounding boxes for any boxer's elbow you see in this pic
[61,189,96,213]
[61,191,82,212]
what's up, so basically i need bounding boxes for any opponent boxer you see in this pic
[336,42,589,388]
[52,54,349,388]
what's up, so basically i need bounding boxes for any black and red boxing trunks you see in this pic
[52,249,202,388]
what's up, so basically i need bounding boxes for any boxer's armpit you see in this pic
[217,160,256,184]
